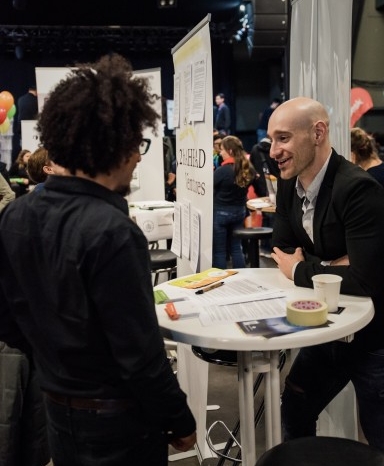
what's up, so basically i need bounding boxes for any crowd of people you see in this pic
[1,60,384,465]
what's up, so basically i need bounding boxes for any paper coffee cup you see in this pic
[311,274,343,313]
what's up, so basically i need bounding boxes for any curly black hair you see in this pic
[37,53,159,177]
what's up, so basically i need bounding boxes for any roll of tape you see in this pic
[286,300,328,326]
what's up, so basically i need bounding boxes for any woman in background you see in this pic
[9,149,33,196]
[351,127,384,188]
[213,135,258,268]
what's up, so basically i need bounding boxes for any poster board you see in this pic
[171,15,215,462]
[129,68,164,201]
[172,15,213,277]
[21,120,40,152]
[35,66,164,201]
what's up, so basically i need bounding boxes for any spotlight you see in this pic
[233,13,249,42]
[157,0,177,8]
[233,28,247,42]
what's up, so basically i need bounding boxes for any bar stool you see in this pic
[232,227,273,267]
[255,436,384,466]
[149,248,177,286]
[192,346,286,465]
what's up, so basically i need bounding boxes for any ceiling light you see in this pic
[157,0,177,8]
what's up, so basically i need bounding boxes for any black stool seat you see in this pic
[255,436,384,466]
[149,249,177,286]
[232,227,273,267]
[191,346,238,366]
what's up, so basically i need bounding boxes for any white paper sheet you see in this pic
[162,278,287,325]
[198,298,287,326]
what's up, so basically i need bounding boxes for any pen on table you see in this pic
[195,281,224,295]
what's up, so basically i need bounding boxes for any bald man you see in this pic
[269,97,384,451]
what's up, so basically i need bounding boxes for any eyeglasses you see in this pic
[139,138,151,155]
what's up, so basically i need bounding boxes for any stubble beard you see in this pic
[115,184,131,196]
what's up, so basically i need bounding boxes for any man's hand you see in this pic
[271,247,305,280]
[170,432,197,452]
[331,255,349,266]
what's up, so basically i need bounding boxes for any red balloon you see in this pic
[0,91,14,112]
[0,107,7,125]
[350,87,373,128]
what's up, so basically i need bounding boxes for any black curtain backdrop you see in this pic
[0,42,237,161]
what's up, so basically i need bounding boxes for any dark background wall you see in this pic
[6,0,382,159]
[0,43,286,159]
[0,0,291,161]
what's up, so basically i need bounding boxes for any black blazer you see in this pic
[273,149,384,349]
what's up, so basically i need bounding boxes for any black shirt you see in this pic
[214,160,250,206]
[215,103,231,133]
[0,175,195,437]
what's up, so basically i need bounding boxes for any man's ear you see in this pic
[314,121,326,144]
[43,165,54,175]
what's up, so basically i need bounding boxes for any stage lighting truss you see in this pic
[231,1,254,55]
[0,9,254,58]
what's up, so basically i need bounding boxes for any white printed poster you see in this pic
[172,15,213,277]
[171,15,214,462]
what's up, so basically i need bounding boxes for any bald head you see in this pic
[270,97,330,133]
[267,97,332,187]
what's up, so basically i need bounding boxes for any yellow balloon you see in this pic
[0,117,11,134]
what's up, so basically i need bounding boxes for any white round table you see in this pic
[155,268,374,466]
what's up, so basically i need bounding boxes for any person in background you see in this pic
[0,53,196,466]
[257,97,281,143]
[9,149,33,196]
[16,85,38,143]
[213,135,257,268]
[27,147,66,192]
[269,97,384,452]
[213,132,225,169]
[0,172,15,211]
[0,159,12,186]
[214,93,231,135]
[372,132,384,160]
[350,127,384,188]
[249,137,277,198]
[26,147,50,192]
[163,136,176,202]
[1,161,48,466]
[0,342,50,466]
[249,137,279,257]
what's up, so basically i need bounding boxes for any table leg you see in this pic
[263,353,273,449]
[237,351,256,466]
[248,237,260,268]
[264,350,282,447]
